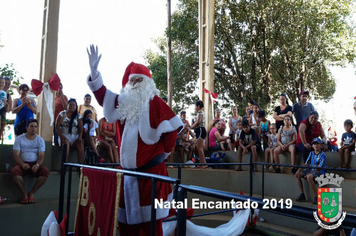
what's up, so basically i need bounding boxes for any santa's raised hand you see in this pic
[87,44,102,79]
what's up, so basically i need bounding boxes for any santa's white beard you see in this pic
[117,78,159,124]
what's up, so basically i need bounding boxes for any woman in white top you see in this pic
[228,106,242,150]
[56,99,84,162]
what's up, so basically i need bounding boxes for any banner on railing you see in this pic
[74,167,121,236]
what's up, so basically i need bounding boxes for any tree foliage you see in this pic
[0,63,23,95]
[145,0,356,115]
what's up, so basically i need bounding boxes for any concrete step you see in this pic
[0,171,80,203]
[0,198,78,236]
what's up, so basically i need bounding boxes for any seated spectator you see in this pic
[243,106,251,120]
[292,90,315,129]
[190,100,208,169]
[83,110,104,163]
[213,108,226,135]
[228,106,242,150]
[54,83,68,146]
[0,77,12,141]
[78,94,98,123]
[56,99,84,162]
[296,111,327,163]
[273,115,297,174]
[209,120,233,151]
[338,119,356,169]
[295,138,326,204]
[249,103,261,140]
[12,118,49,204]
[327,124,338,152]
[12,84,37,137]
[177,119,196,162]
[259,110,270,150]
[265,123,278,171]
[235,119,258,171]
[248,100,256,116]
[234,120,243,150]
[98,117,119,163]
[273,93,292,132]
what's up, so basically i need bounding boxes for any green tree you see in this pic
[146,0,356,115]
[0,63,23,95]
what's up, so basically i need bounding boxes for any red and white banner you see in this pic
[74,168,121,236]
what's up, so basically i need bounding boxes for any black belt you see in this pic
[122,153,164,171]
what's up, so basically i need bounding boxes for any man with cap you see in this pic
[295,137,326,204]
[292,90,316,129]
[86,45,183,236]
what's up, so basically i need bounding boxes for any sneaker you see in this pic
[296,193,306,202]
[313,196,318,205]
[291,167,297,175]
[274,168,281,173]
[235,166,242,171]
[99,157,105,163]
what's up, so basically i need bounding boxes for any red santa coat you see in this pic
[87,73,183,224]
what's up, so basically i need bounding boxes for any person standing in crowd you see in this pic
[292,90,315,129]
[54,83,68,146]
[243,106,251,120]
[78,94,98,123]
[1,77,13,141]
[98,117,119,163]
[296,111,327,162]
[86,45,183,236]
[12,84,37,137]
[12,118,49,204]
[338,119,356,169]
[273,93,292,131]
[0,77,8,140]
[228,106,242,150]
[56,99,84,162]
[191,100,208,168]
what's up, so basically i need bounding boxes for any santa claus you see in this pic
[86,45,183,235]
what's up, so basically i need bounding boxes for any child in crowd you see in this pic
[234,120,243,151]
[235,119,258,171]
[259,110,270,150]
[338,119,356,169]
[249,103,261,140]
[0,77,8,138]
[327,125,338,152]
[83,110,104,163]
[177,120,196,162]
[273,115,297,174]
[265,123,278,171]
[295,138,326,204]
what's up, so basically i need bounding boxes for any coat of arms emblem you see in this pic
[313,173,346,230]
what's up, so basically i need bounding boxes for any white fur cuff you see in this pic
[87,72,103,92]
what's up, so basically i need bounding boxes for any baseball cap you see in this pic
[300,90,309,96]
[311,138,322,144]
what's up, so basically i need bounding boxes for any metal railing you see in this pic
[58,146,356,236]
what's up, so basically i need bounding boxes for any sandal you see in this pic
[28,197,35,204]
[20,197,28,204]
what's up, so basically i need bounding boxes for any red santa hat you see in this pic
[122,62,152,88]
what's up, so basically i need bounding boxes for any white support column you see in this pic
[199,0,215,134]
[37,0,60,141]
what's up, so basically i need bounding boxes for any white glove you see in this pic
[87,44,102,79]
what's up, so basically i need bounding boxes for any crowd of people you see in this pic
[0,76,119,166]
[173,91,356,175]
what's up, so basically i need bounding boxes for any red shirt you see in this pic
[296,119,322,146]
[55,94,68,122]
